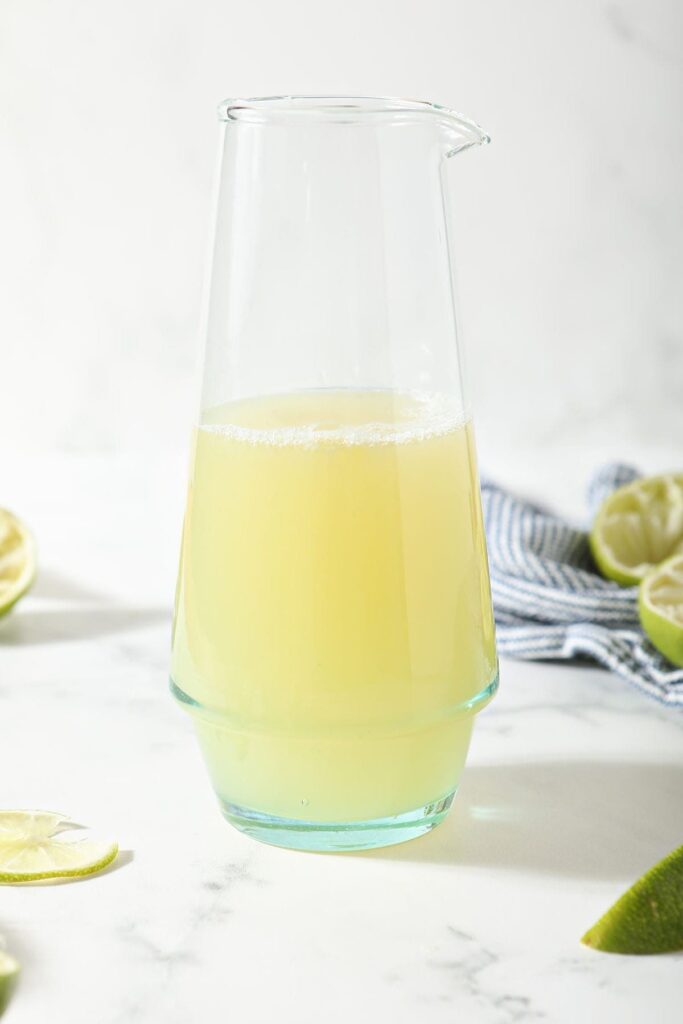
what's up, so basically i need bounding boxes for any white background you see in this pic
[1,0,682,461]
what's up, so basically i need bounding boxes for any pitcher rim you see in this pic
[217,95,490,144]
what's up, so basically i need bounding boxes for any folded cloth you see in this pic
[481,463,683,706]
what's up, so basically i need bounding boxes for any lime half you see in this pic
[582,844,683,954]
[590,474,683,586]
[639,554,683,667]
[0,950,19,1018]
[0,811,118,884]
[0,509,36,616]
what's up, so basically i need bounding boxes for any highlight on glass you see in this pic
[170,96,498,851]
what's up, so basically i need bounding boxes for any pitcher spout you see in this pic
[426,102,491,157]
[218,95,490,155]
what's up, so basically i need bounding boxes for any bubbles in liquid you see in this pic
[200,389,466,448]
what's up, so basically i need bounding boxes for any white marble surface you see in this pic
[1,451,682,1023]
[1,0,682,458]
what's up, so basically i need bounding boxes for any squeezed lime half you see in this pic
[0,509,35,616]
[639,554,683,667]
[590,474,683,586]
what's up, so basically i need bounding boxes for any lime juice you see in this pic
[171,390,497,831]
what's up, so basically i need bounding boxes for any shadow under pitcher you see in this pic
[170,96,498,851]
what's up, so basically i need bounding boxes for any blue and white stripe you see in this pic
[481,463,683,706]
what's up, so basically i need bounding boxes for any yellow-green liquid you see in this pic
[172,390,497,823]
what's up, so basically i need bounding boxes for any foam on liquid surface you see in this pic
[200,389,465,448]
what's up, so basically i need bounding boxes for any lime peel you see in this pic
[582,844,683,954]
[0,811,118,884]
[0,509,36,617]
[0,949,20,1017]
[639,554,683,667]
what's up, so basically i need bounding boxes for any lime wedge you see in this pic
[0,950,19,1017]
[590,474,683,586]
[582,844,683,954]
[0,811,118,884]
[639,554,683,667]
[0,509,36,617]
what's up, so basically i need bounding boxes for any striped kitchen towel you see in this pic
[481,463,683,706]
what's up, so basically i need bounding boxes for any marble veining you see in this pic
[429,927,548,1022]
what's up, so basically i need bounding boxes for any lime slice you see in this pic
[582,844,683,954]
[0,811,118,884]
[639,554,683,667]
[0,509,36,617]
[0,950,19,1017]
[590,474,683,586]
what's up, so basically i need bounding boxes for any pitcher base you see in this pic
[218,791,456,852]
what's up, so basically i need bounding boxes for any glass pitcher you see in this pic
[171,96,498,851]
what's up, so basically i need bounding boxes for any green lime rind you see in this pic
[0,568,36,620]
[638,554,683,668]
[582,844,683,955]
[0,812,119,884]
[0,842,118,885]
[0,951,20,1017]
[589,530,641,587]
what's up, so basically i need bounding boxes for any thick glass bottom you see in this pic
[170,670,498,849]
[219,791,456,852]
